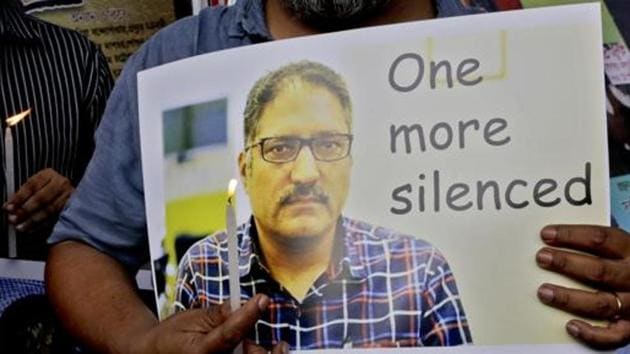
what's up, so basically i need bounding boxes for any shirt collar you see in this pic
[0,5,41,43]
[227,0,272,40]
[436,0,487,17]
[238,216,368,280]
[225,0,483,41]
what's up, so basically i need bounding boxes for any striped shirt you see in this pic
[176,217,471,350]
[0,3,113,259]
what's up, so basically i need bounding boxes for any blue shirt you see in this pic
[49,0,482,272]
[175,217,471,349]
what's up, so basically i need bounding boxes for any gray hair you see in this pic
[243,61,352,144]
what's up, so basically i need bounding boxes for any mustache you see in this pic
[279,184,330,206]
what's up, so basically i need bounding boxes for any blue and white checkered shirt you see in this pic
[176,217,471,350]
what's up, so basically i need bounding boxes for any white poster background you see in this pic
[139,4,609,351]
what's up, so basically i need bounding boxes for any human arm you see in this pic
[536,225,630,350]
[46,241,288,354]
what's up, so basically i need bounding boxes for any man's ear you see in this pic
[238,151,248,191]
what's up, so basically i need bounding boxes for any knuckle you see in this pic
[558,227,571,243]
[204,307,225,328]
[46,203,56,214]
[220,326,244,347]
[590,228,608,247]
[25,199,41,212]
[594,292,613,315]
[25,184,37,195]
[554,290,570,307]
[31,212,46,223]
[552,253,567,270]
[589,262,607,282]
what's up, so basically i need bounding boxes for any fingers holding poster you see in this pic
[139,4,608,352]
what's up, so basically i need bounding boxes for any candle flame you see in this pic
[227,179,238,204]
[6,109,31,127]
[228,179,238,196]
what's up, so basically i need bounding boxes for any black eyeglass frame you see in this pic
[244,133,354,164]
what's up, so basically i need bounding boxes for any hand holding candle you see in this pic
[4,168,74,233]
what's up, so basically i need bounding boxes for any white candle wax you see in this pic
[4,127,16,258]
[226,199,240,311]
[226,179,243,354]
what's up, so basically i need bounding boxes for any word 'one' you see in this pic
[389,52,483,92]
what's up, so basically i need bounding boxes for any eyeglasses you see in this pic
[245,134,353,164]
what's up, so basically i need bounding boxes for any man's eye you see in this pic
[271,145,289,152]
[268,142,295,154]
[318,140,341,149]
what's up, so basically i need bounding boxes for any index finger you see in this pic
[5,170,53,210]
[202,294,270,353]
[541,225,630,259]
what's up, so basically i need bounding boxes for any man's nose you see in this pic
[290,146,320,184]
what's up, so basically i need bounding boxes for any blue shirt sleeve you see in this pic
[48,15,204,274]
[48,49,149,273]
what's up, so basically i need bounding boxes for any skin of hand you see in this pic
[46,241,289,354]
[536,224,630,349]
[2,168,74,233]
[129,294,289,354]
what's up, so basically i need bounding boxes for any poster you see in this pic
[493,0,630,233]
[139,4,608,352]
[30,0,176,78]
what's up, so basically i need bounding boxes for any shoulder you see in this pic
[125,4,242,74]
[20,14,98,56]
[183,230,228,262]
[343,217,451,271]
[177,230,227,279]
[344,217,435,252]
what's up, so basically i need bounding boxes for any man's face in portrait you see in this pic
[240,78,352,242]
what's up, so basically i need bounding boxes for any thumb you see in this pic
[200,294,270,353]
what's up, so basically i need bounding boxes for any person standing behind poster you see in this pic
[45,0,630,352]
[1,0,113,259]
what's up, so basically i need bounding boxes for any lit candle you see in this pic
[226,178,243,354]
[4,109,31,258]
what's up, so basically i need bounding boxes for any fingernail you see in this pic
[8,215,16,223]
[16,223,25,232]
[541,227,557,242]
[5,204,14,212]
[537,285,554,303]
[536,250,553,266]
[280,341,290,354]
[567,322,580,337]
[257,294,270,312]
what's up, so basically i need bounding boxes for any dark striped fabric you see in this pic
[0,3,113,260]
